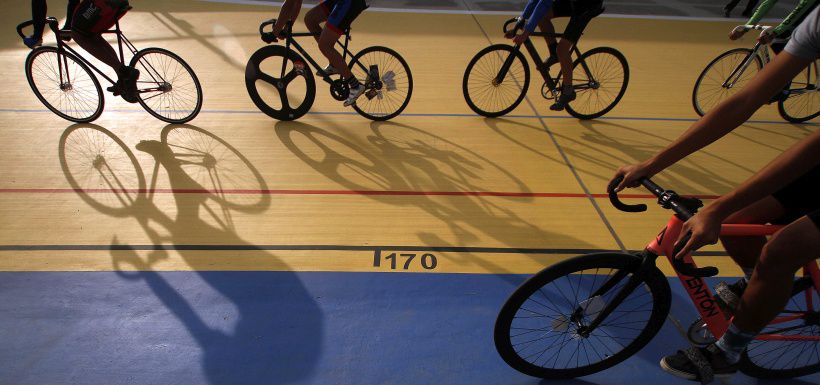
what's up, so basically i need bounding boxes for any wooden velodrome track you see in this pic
[0,1,817,384]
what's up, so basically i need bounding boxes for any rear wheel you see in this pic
[778,60,819,123]
[349,46,413,121]
[25,46,103,123]
[463,44,530,117]
[739,273,820,378]
[494,252,671,378]
[692,48,762,116]
[565,47,629,120]
[130,48,203,124]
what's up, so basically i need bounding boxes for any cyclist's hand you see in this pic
[512,31,531,45]
[729,25,748,40]
[673,207,722,259]
[758,26,776,45]
[608,162,654,193]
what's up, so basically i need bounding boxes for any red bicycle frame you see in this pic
[646,215,820,342]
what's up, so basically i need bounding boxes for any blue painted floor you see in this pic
[0,271,817,385]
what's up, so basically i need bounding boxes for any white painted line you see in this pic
[199,0,785,22]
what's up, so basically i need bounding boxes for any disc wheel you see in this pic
[565,47,629,120]
[494,252,671,379]
[463,44,530,118]
[692,48,762,116]
[245,45,315,121]
[130,48,203,124]
[349,46,413,121]
[740,274,820,378]
[25,46,104,123]
[778,60,820,123]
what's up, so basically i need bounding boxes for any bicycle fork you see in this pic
[723,43,764,89]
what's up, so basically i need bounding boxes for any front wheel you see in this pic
[565,47,629,120]
[494,252,671,379]
[130,48,203,124]
[778,60,819,123]
[245,45,316,121]
[692,48,762,117]
[25,46,104,123]
[463,44,530,117]
[349,46,413,121]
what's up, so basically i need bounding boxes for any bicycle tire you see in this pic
[495,252,671,379]
[130,48,203,124]
[245,45,315,121]
[778,60,819,123]
[565,47,629,120]
[26,46,104,123]
[739,271,820,378]
[692,48,762,117]
[463,44,530,118]
[350,46,413,121]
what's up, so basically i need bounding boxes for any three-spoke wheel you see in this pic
[245,45,316,121]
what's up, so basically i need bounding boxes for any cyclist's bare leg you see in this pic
[71,32,122,71]
[720,196,786,270]
[536,13,558,53]
[556,38,574,86]
[733,215,820,333]
[304,5,326,42]
[317,27,351,78]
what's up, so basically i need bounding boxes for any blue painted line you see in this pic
[0,244,730,256]
[0,271,814,385]
[3,107,817,125]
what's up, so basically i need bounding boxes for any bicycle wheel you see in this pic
[349,46,413,121]
[130,48,203,124]
[495,252,671,378]
[740,273,820,378]
[463,44,530,118]
[778,60,819,123]
[692,48,762,117]
[565,47,630,120]
[245,45,315,121]
[25,46,104,123]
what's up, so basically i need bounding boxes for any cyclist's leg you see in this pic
[719,196,785,274]
[26,0,47,47]
[304,1,331,41]
[64,0,80,30]
[71,31,121,70]
[536,11,558,61]
[735,213,820,333]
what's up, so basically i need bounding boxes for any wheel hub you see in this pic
[60,82,73,91]
[159,82,172,92]
[202,154,217,169]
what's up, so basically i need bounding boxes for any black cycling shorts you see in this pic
[809,209,820,230]
[320,0,368,35]
[550,0,604,42]
[772,165,820,224]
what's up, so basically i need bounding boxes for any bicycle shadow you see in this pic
[274,119,599,283]
[59,123,321,385]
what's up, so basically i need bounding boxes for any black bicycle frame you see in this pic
[45,17,138,86]
[278,23,370,85]
[722,42,768,89]
[497,32,594,95]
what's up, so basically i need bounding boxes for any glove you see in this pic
[758,26,776,45]
[729,25,748,40]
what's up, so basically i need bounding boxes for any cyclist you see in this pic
[24,0,78,48]
[507,0,605,111]
[269,0,369,107]
[610,7,820,383]
[730,0,818,53]
[23,0,139,103]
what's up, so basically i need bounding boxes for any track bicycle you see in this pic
[17,17,203,124]
[692,24,819,123]
[494,176,819,379]
[462,16,629,120]
[245,19,412,121]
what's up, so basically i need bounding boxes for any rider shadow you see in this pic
[274,119,599,283]
[59,123,322,385]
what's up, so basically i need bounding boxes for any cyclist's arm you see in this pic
[773,0,817,35]
[611,50,810,191]
[523,0,553,33]
[273,0,303,33]
[674,129,820,257]
[745,0,778,26]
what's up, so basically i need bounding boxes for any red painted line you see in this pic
[0,188,721,200]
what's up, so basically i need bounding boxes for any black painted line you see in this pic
[0,244,729,256]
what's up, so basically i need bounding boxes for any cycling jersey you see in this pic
[72,0,130,34]
[319,0,368,35]
[519,0,603,42]
[746,0,819,37]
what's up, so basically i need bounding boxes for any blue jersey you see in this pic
[520,0,554,33]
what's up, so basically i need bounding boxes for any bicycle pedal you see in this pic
[364,89,379,100]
